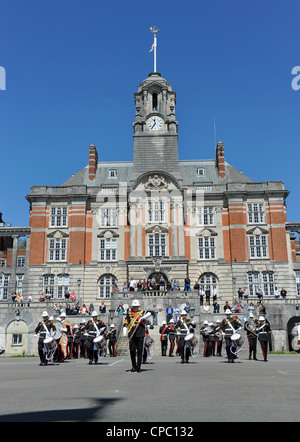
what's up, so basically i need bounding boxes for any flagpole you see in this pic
[150,26,159,73]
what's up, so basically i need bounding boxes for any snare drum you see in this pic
[144,336,154,348]
[43,336,56,351]
[231,333,243,347]
[93,335,106,349]
[184,333,198,347]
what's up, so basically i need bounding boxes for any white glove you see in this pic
[123,327,128,337]
[139,312,152,321]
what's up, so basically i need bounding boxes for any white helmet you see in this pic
[249,313,254,318]
[259,316,265,322]
[225,309,231,314]
[181,310,187,315]
[162,320,166,325]
[42,311,48,317]
[110,324,116,328]
[91,311,98,317]
[60,312,66,318]
[169,319,174,323]
[203,320,208,325]
[132,300,140,307]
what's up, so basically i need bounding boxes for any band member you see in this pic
[123,300,151,373]
[159,320,168,356]
[143,320,154,364]
[72,324,81,358]
[256,316,272,362]
[244,313,258,360]
[215,319,223,356]
[208,322,217,356]
[200,320,210,357]
[85,311,107,365]
[175,310,196,364]
[167,319,176,357]
[221,309,242,363]
[108,324,117,357]
[34,311,56,366]
[57,312,72,362]
[79,320,87,358]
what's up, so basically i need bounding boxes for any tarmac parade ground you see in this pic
[0,352,299,424]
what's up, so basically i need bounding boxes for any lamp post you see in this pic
[109,308,115,325]
[189,306,195,319]
[77,279,81,306]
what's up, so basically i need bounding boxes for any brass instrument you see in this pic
[244,320,258,336]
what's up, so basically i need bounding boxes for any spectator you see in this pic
[238,287,244,300]
[205,286,211,305]
[184,275,191,291]
[81,304,88,315]
[203,302,210,314]
[129,277,137,292]
[223,301,231,312]
[99,302,106,314]
[274,287,279,299]
[166,304,173,323]
[198,286,204,306]
[280,288,287,299]
[213,300,220,313]
[212,286,218,302]
[174,304,180,323]
[88,303,94,315]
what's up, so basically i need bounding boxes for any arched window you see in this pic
[199,273,218,298]
[99,275,116,299]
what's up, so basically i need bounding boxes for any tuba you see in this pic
[244,320,258,336]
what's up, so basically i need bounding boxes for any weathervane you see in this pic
[149,26,159,72]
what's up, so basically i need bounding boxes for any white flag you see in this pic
[149,39,156,52]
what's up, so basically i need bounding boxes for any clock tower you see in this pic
[131,72,182,183]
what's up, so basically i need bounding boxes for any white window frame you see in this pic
[148,232,167,257]
[49,238,67,262]
[198,236,216,260]
[99,208,117,227]
[249,234,268,258]
[17,257,25,267]
[99,275,116,299]
[197,206,214,226]
[247,203,265,224]
[148,201,165,223]
[50,206,68,228]
[295,271,300,296]
[99,238,117,261]
[108,169,117,179]
[0,275,9,300]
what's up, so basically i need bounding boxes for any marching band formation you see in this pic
[34,301,272,369]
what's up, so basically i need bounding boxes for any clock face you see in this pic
[147,116,164,130]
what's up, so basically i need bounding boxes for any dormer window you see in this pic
[108,169,117,179]
[197,168,205,176]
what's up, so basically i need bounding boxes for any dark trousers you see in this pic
[248,337,257,359]
[259,339,269,360]
[129,336,144,370]
[87,339,98,363]
[38,340,46,364]
[161,339,168,356]
[225,336,235,361]
[169,338,175,356]
[178,338,191,362]
[109,340,116,357]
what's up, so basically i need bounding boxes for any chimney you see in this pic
[89,144,98,181]
[216,141,225,178]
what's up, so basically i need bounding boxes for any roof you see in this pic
[62,159,253,188]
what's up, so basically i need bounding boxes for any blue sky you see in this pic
[0,0,299,227]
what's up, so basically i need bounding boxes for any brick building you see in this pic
[1,71,300,306]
